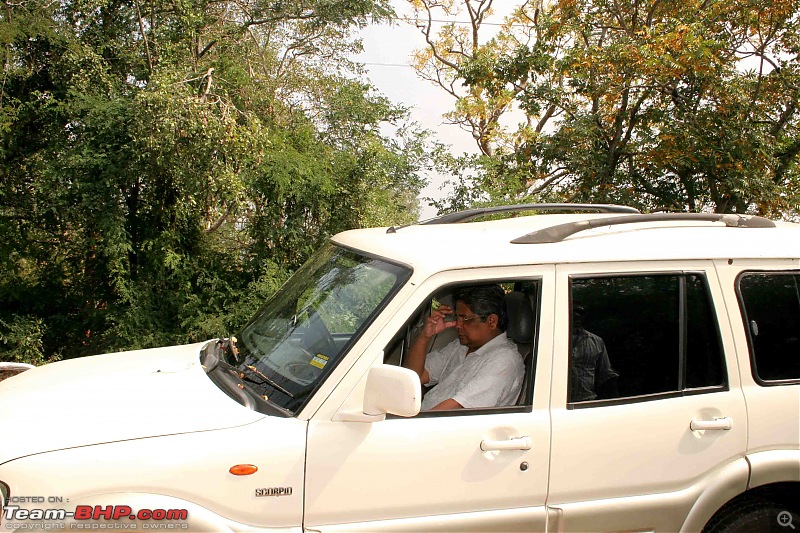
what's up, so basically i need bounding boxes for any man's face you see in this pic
[455,301,499,353]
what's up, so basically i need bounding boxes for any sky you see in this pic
[354,4,482,219]
[355,1,522,219]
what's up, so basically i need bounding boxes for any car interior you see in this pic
[383,280,541,411]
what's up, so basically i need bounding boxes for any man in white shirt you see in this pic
[405,284,524,411]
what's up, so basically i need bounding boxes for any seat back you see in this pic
[505,291,534,352]
[505,291,535,404]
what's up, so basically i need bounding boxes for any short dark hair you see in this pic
[454,284,507,331]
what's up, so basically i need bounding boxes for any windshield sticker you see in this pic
[310,354,329,369]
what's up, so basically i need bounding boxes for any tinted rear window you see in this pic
[738,272,800,383]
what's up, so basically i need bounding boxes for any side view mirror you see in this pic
[363,365,421,417]
[336,364,421,422]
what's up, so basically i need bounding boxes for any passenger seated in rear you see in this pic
[405,284,524,410]
[569,305,619,402]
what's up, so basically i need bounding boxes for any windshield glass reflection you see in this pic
[235,244,410,414]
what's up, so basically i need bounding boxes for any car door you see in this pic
[302,267,554,532]
[547,261,748,532]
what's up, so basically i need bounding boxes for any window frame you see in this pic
[736,269,800,387]
[388,276,544,418]
[567,271,729,409]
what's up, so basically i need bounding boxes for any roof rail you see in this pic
[511,213,776,244]
[419,203,640,225]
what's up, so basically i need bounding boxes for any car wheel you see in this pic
[703,496,797,533]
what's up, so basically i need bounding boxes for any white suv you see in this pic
[1,204,798,533]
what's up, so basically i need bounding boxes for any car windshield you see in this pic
[234,244,410,414]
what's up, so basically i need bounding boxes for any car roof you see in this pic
[331,211,800,276]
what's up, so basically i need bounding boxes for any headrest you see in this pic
[505,291,534,344]
[436,292,454,309]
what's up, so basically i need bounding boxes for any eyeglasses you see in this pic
[455,314,485,325]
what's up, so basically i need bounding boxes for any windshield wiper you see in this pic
[241,364,296,398]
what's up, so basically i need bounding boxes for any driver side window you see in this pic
[383,279,541,414]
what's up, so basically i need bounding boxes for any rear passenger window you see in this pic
[569,274,725,405]
[738,272,800,383]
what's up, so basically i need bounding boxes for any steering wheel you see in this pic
[282,360,323,384]
[302,306,338,358]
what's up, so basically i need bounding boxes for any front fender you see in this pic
[0,416,307,529]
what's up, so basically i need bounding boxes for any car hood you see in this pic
[0,342,265,464]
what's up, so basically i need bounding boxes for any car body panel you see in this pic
[0,342,264,464]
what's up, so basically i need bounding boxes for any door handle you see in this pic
[690,417,732,431]
[480,436,532,451]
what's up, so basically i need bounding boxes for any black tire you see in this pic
[703,496,799,533]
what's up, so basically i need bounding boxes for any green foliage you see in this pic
[411,0,800,217]
[0,315,50,365]
[0,0,430,360]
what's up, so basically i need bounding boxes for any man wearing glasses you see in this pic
[406,284,524,411]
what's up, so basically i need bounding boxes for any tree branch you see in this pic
[133,0,153,72]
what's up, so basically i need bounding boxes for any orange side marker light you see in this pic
[229,464,258,476]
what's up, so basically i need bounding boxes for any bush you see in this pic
[0,315,58,366]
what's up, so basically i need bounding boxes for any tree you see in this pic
[0,0,430,362]
[409,0,800,216]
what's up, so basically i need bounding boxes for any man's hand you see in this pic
[405,304,456,385]
[423,304,456,338]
